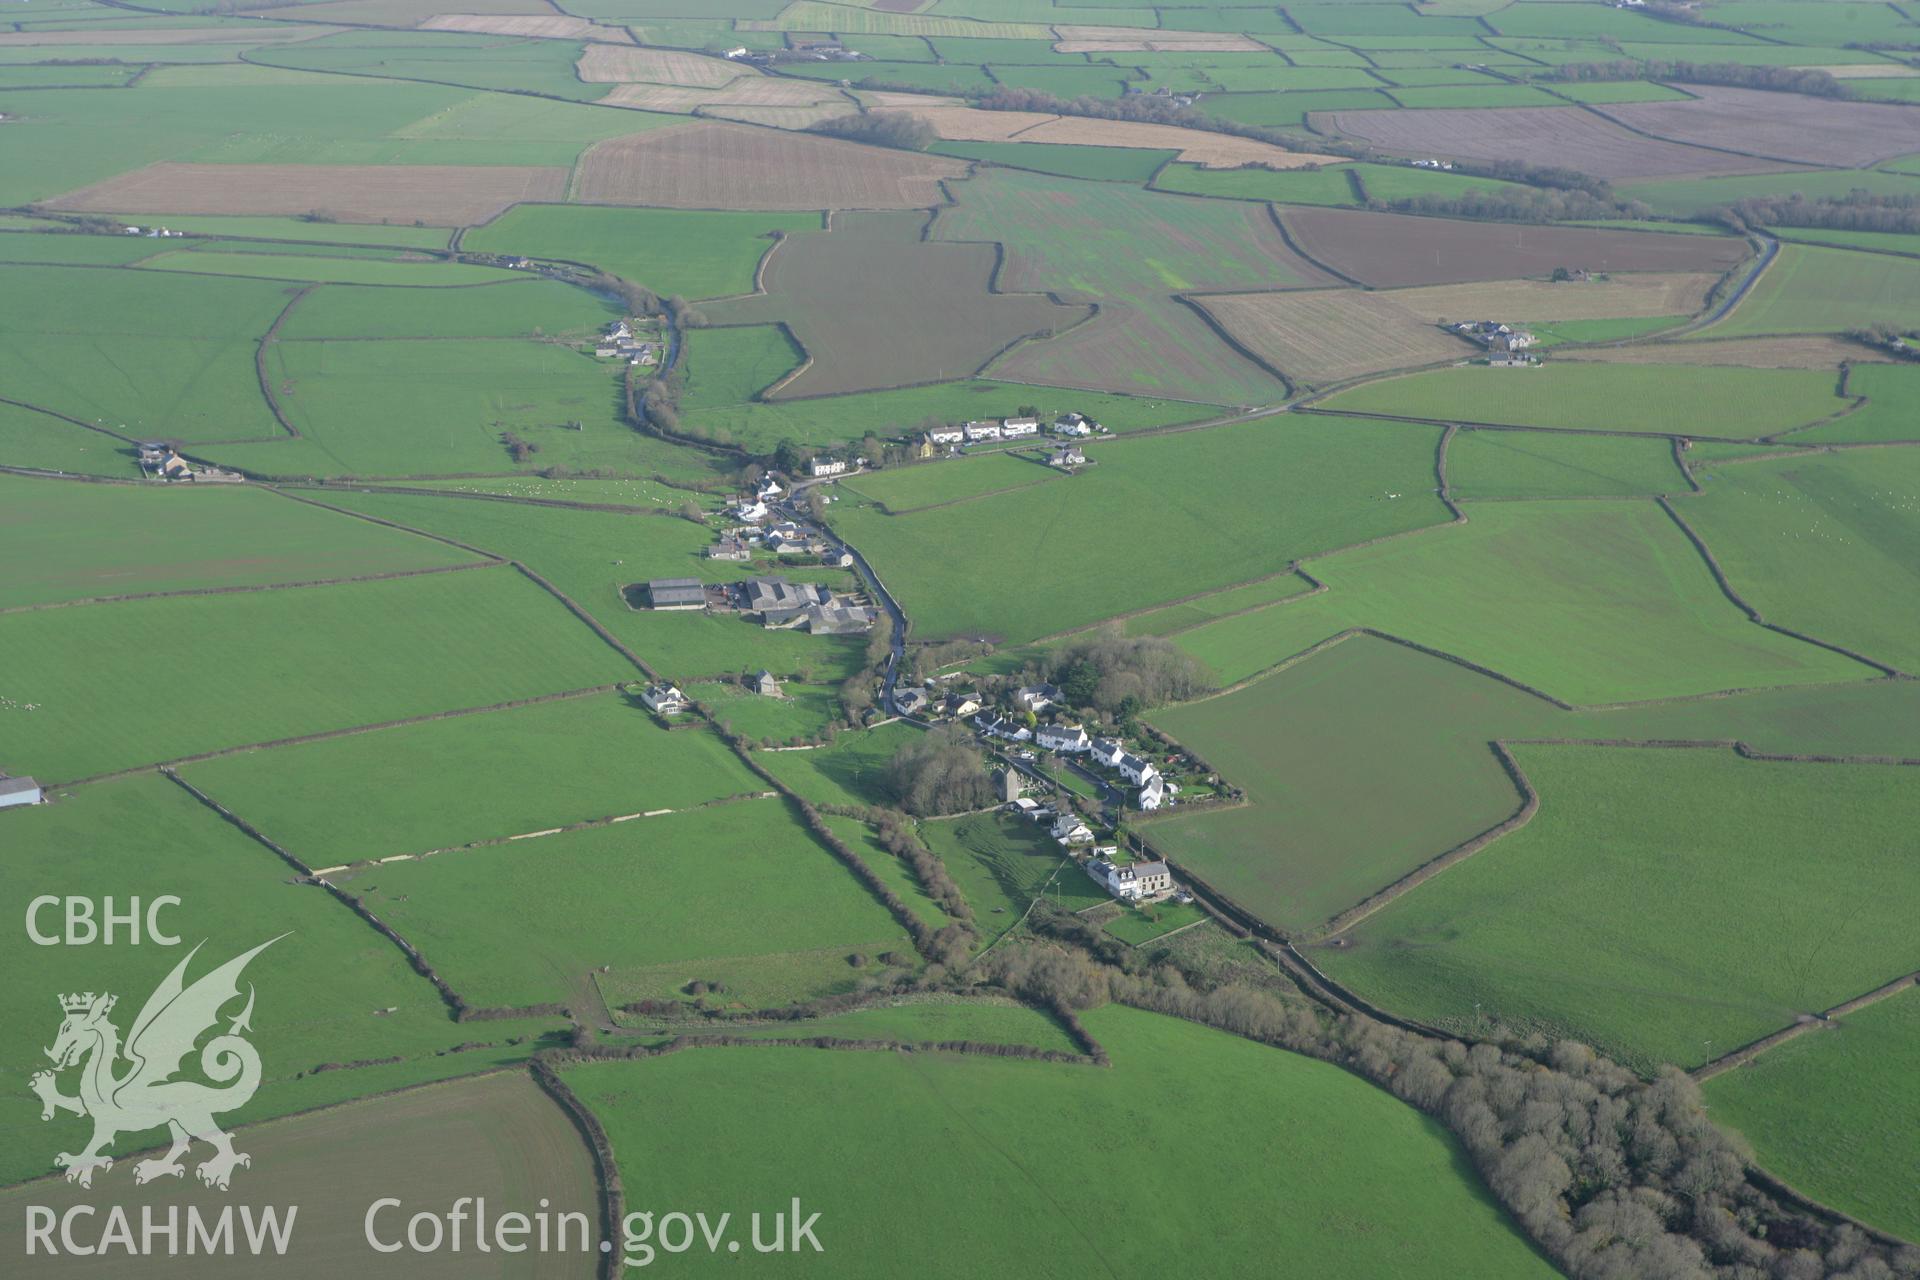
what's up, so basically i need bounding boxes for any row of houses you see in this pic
[1451,320,1536,351]
[1032,724,1178,810]
[920,412,1100,453]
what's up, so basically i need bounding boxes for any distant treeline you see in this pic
[1716,189,1920,236]
[1383,186,1651,224]
[1547,59,1849,99]
[810,112,937,151]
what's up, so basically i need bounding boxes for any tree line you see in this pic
[1546,59,1850,99]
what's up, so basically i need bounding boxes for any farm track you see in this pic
[1693,970,1920,1082]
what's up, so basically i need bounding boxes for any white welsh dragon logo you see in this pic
[30,936,284,1191]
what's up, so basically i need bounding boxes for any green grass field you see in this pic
[249,30,610,102]
[1705,987,1920,1242]
[1317,744,1920,1073]
[137,248,516,286]
[754,721,924,809]
[1446,429,1688,499]
[0,473,477,608]
[1677,447,1920,673]
[0,231,179,266]
[1172,496,1870,700]
[305,488,867,684]
[1319,364,1849,439]
[465,205,819,299]
[695,996,1080,1053]
[1703,244,1920,338]
[1620,170,1920,218]
[691,677,845,744]
[920,811,1111,941]
[1149,635,1561,935]
[0,566,630,781]
[0,774,565,1186]
[1119,573,1317,638]
[831,414,1449,644]
[1768,226,1920,258]
[838,452,1062,513]
[346,799,912,1010]
[823,814,955,932]
[257,338,631,477]
[565,1005,1558,1278]
[276,276,616,339]
[682,379,1223,452]
[1150,161,1360,206]
[681,324,806,410]
[182,693,759,867]
[0,402,139,478]
[1791,363,1920,444]
[0,262,286,441]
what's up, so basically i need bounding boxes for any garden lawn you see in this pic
[1446,429,1689,499]
[0,262,286,441]
[464,205,819,299]
[1149,635,1562,935]
[0,473,477,608]
[1320,364,1849,439]
[0,774,565,1187]
[347,799,912,1010]
[829,414,1449,644]
[1702,244,1920,338]
[1704,987,1920,1242]
[756,721,925,809]
[1677,447,1920,673]
[563,1005,1558,1279]
[1316,745,1920,1073]
[181,693,758,867]
[0,566,629,781]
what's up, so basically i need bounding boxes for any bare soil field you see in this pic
[601,79,848,115]
[704,102,860,129]
[576,44,746,86]
[1054,25,1263,48]
[1385,273,1719,323]
[1807,63,1920,78]
[44,161,567,226]
[420,13,631,41]
[879,105,1341,168]
[0,25,338,44]
[703,210,1089,398]
[1316,105,1807,180]
[1197,288,1472,387]
[1558,336,1892,369]
[573,122,966,210]
[1280,207,1751,287]
[1595,86,1920,168]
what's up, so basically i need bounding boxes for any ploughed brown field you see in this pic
[1383,273,1721,324]
[575,44,745,86]
[1279,207,1752,288]
[702,210,1090,399]
[572,121,967,211]
[42,161,568,226]
[1314,105,1808,181]
[1592,85,1920,169]
[1195,289,1476,389]
[419,13,632,42]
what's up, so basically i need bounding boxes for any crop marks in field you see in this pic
[573,121,966,210]
[1195,289,1474,389]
